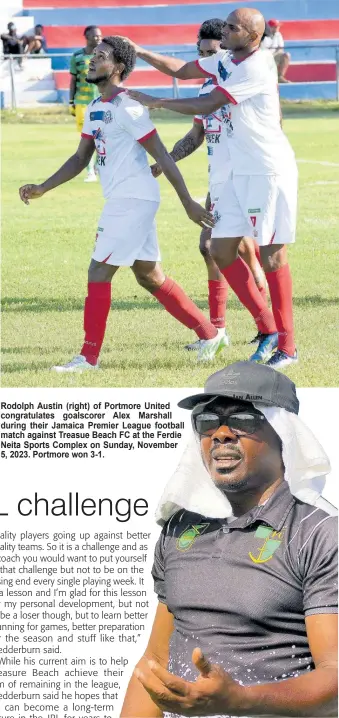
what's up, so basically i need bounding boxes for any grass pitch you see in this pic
[1,110,339,387]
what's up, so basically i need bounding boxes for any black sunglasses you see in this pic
[192,411,266,437]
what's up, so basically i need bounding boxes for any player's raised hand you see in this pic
[127,90,161,109]
[184,199,215,229]
[150,163,163,178]
[19,184,45,205]
[114,35,142,53]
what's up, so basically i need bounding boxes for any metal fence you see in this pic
[1,46,339,110]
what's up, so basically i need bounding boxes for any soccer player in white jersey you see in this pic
[151,18,268,353]
[126,8,298,370]
[19,36,228,371]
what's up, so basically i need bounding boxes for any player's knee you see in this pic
[88,260,111,283]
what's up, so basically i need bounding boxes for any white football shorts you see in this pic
[211,170,298,245]
[92,198,161,266]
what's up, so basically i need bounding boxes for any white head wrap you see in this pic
[155,405,337,525]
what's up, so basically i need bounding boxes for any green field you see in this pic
[2,109,339,387]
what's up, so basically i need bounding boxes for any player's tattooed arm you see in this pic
[151,123,204,177]
[19,136,95,204]
[171,124,205,162]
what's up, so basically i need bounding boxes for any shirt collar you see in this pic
[231,47,260,65]
[224,481,295,532]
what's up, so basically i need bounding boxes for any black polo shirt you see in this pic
[152,482,337,691]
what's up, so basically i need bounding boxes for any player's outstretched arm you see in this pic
[151,122,204,178]
[128,88,225,116]
[143,131,213,228]
[120,38,204,80]
[19,136,95,204]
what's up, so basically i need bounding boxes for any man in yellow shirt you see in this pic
[69,25,102,181]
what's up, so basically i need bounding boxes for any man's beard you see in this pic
[86,72,110,85]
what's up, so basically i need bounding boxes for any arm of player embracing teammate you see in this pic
[121,39,204,80]
[151,121,205,178]
[18,135,95,204]
[120,601,174,717]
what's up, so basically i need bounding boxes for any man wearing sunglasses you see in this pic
[121,362,337,718]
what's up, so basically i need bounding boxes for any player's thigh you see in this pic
[211,176,249,242]
[75,104,86,133]
[93,199,160,267]
[274,171,298,245]
[134,214,161,265]
[234,175,279,246]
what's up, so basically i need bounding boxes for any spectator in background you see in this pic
[261,19,291,83]
[1,22,23,68]
[69,25,102,182]
[22,24,47,55]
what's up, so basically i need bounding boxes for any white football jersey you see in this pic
[195,49,296,175]
[194,77,232,188]
[82,89,160,202]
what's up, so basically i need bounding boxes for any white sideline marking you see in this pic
[306,181,339,186]
[298,159,339,167]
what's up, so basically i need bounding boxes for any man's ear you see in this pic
[117,62,125,78]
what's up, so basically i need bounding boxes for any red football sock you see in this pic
[221,257,276,334]
[154,277,217,340]
[80,282,111,365]
[208,279,228,329]
[266,264,295,355]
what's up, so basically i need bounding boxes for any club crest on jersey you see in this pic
[104,110,113,124]
[176,523,209,551]
[218,61,230,82]
[249,525,285,564]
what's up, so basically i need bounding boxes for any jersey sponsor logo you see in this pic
[249,525,285,564]
[206,133,220,144]
[218,61,231,82]
[176,523,209,551]
[92,127,106,162]
[207,147,213,156]
[213,209,221,224]
[248,208,261,213]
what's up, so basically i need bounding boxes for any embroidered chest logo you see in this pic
[249,525,285,564]
[176,523,209,552]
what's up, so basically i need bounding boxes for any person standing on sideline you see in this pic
[262,19,291,83]
[69,25,102,182]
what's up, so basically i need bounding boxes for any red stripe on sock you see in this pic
[208,279,227,329]
[266,264,295,355]
[80,282,111,364]
[154,277,217,340]
[221,257,276,335]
